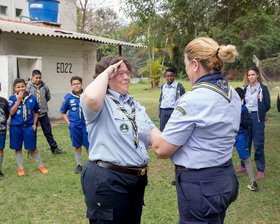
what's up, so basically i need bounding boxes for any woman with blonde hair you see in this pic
[153,37,240,223]
[236,67,270,180]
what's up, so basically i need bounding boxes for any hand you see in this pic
[16,91,25,101]
[265,116,269,122]
[105,60,123,80]
[32,124,37,131]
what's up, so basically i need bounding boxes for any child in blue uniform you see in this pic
[0,82,9,177]
[235,87,258,191]
[60,76,89,174]
[8,78,48,176]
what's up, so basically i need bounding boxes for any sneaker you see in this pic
[0,170,4,177]
[171,180,176,186]
[236,167,247,173]
[257,171,264,180]
[39,165,48,174]
[247,181,258,191]
[74,165,82,174]
[18,168,25,176]
[52,148,66,154]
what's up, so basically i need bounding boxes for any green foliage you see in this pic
[138,57,167,87]
[121,0,280,77]
[262,53,280,80]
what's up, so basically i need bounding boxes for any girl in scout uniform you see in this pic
[80,56,160,224]
[9,78,48,176]
[236,67,270,180]
[153,37,240,223]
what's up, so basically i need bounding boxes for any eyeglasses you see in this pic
[72,83,82,86]
[117,71,130,77]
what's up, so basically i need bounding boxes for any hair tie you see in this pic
[216,47,220,56]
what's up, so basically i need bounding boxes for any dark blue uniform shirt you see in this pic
[60,90,85,126]
[8,92,40,126]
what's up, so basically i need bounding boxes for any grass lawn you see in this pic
[0,80,279,223]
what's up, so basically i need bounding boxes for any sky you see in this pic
[97,0,131,25]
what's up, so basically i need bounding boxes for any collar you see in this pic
[108,89,130,103]
[164,80,177,88]
[71,89,83,98]
[248,82,260,93]
[192,72,232,102]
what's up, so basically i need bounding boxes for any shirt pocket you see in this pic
[113,110,131,135]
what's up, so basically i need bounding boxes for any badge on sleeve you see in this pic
[119,123,129,133]
[175,106,187,115]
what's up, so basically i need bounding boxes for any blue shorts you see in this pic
[10,125,37,150]
[0,134,6,149]
[69,124,89,148]
[235,134,250,160]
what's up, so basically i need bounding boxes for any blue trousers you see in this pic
[241,113,265,172]
[37,114,58,151]
[175,160,239,224]
[159,108,174,131]
[81,161,147,224]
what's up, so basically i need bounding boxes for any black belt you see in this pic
[175,160,231,172]
[175,165,208,171]
[92,160,148,176]
[248,111,257,113]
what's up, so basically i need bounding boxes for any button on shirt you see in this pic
[161,76,241,169]
[245,83,260,112]
[160,81,178,108]
[81,89,157,167]
[60,90,85,127]
[8,93,40,126]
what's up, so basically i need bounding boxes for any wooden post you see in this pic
[118,45,122,56]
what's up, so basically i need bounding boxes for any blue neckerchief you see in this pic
[192,72,232,102]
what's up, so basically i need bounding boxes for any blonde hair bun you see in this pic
[218,45,238,63]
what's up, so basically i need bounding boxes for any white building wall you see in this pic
[0,33,96,118]
[0,0,77,31]
[59,0,77,32]
[0,0,29,21]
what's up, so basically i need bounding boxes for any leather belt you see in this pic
[92,160,148,176]
[248,111,257,113]
[175,160,231,172]
[175,165,207,171]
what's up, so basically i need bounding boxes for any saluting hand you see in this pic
[105,60,123,80]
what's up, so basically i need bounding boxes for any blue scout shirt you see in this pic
[8,92,40,126]
[245,83,260,112]
[60,90,85,126]
[160,81,178,108]
[81,89,157,167]
[161,72,241,169]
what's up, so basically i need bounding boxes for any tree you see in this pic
[88,8,122,35]
[138,57,167,87]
